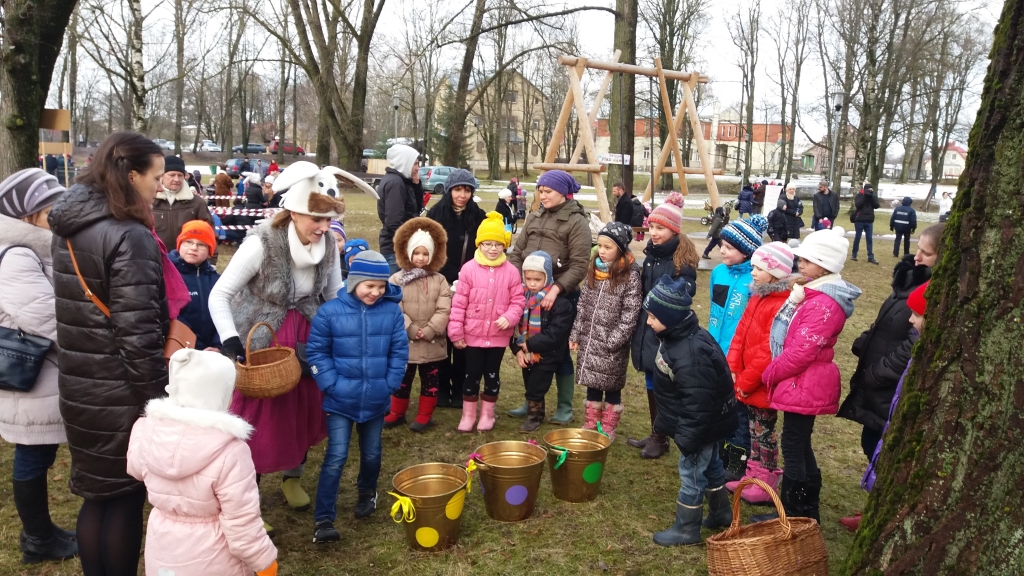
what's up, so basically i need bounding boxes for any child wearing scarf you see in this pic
[569,222,643,440]
[513,251,575,432]
[383,217,452,432]
[448,212,525,432]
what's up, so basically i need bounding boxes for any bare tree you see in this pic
[729,0,761,183]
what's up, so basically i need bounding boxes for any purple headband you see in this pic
[537,170,581,197]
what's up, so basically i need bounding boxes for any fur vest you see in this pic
[231,223,336,350]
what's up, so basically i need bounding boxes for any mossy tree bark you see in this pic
[843,1,1024,573]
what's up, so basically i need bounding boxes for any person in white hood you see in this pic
[376,144,422,272]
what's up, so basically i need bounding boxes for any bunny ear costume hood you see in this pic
[272,160,380,217]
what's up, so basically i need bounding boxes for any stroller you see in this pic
[701,199,735,226]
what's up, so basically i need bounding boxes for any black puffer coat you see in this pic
[49,184,169,500]
[426,194,487,284]
[781,195,804,238]
[837,255,930,431]
[652,312,736,456]
[631,236,697,372]
[854,189,880,223]
[509,294,574,372]
[377,168,422,256]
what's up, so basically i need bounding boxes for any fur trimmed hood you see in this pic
[145,397,253,440]
[394,216,447,273]
[155,186,195,205]
[0,213,53,262]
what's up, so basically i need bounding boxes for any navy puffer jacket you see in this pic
[306,285,409,422]
[737,186,754,213]
[652,312,736,456]
[168,250,221,350]
[631,236,697,372]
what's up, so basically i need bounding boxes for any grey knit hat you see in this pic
[598,221,634,256]
[0,168,66,219]
[444,169,477,194]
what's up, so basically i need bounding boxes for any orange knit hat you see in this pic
[177,220,217,254]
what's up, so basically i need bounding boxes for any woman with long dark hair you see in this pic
[49,131,181,575]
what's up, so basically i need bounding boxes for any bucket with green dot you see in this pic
[470,441,547,522]
[390,463,470,551]
[542,428,611,503]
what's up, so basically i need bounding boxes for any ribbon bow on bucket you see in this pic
[464,457,478,494]
[388,492,416,523]
[549,445,569,469]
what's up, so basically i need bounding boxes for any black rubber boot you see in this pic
[701,486,733,529]
[653,502,703,546]
[14,477,78,564]
[750,475,805,523]
[627,390,658,451]
[518,400,545,432]
[723,443,748,482]
[804,469,822,524]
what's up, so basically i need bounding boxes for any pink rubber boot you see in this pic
[477,398,497,431]
[457,398,478,433]
[582,401,604,430]
[726,460,762,493]
[740,464,781,505]
[599,403,624,442]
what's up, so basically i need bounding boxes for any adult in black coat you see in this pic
[426,169,486,409]
[495,190,516,229]
[243,173,266,208]
[48,132,168,573]
[780,184,804,239]
[838,255,930,456]
[852,183,881,263]
[811,180,840,230]
[612,182,634,225]
[752,180,767,214]
[376,144,421,271]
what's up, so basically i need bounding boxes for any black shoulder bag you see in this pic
[0,246,53,392]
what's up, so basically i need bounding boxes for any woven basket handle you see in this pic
[722,477,792,539]
[244,322,283,363]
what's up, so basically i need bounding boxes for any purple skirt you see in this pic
[230,310,327,473]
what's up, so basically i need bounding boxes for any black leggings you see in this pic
[463,346,505,401]
[523,367,555,402]
[77,489,147,576]
[780,412,818,482]
[440,341,466,399]
[396,361,442,399]
[586,388,622,405]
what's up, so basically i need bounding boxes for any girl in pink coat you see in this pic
[127,349,278,576]
[448,212,526,432]
[752,226,861,525]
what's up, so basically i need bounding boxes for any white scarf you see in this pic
[790,273,843,304]
[287,222,326,269]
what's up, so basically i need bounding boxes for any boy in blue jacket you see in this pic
[307,251,408,544]
[708,214,767,481]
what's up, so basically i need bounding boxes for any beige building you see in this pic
[921,142,968,179]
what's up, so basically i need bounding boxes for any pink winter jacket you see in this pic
[127,398,277,576]
[448,259,526,348]
[765,279,860,415]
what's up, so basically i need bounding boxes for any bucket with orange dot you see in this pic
[470,440,547,522]
[390,463,470,551]
[543,428,611,503]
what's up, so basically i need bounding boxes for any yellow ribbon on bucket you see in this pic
[388,492,416,523]
[464,459,477,494]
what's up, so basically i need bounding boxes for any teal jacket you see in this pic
[707,260,753,354]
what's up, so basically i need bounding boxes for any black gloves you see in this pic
[221,336,246,363]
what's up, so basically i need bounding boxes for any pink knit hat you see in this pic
[648,192,685,234]
[751,242,794,279]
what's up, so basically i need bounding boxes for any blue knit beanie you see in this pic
[344,238,370,262]
[643,275,694,328]
[347,250,391,293]
[720,214,768,258]
[536,170,581,197]
[444,169,478,194]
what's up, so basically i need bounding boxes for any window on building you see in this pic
[532,120,540,130]
[534,96,541,105]
[511,142,523,153]
[846,158,855,170]
[476,141,485,153]
[473,116,483,127]
[504,90,518,103]
[532,144,540,156]
[643,147,651,160]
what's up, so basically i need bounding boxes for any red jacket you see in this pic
[726,287,790,408]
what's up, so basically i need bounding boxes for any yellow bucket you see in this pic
[470,441,547,522]
[543,428,611,503]
[390,463,469,551]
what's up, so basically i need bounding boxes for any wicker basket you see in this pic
[234,322,302,399]
[706,478,829,576]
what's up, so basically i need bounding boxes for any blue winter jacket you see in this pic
[307,285,409,422]
[707,260,753,354]
[737,186,755,214]
[889,197,917,233]
[168,250,221,350]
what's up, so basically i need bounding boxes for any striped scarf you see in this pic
[516,285,550,364]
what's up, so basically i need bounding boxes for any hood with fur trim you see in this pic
[155,187,195,205]
[393,216,447,274]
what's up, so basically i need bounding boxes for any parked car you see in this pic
[269,140,305,155]
[193,140,222,153]
[232,142,267,154]
[162,141,177,151]
[419,166,477,195]
[223,158,245,178]
[152,138,168,149]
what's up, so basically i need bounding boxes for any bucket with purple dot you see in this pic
[470,441,547,522]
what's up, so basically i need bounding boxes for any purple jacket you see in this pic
[863,360,912,492]
[448,259,525,348]
[765,280,860,415]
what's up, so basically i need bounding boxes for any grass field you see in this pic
[0,189,909,575]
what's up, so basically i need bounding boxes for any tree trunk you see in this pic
[278,54,288,165]
[607,0,637,197]
[127,0,147,132]
[316,101,332,162]
[173,0,185,153]
[0,0,78,174]
[844,1,1024,572]
[68,9,79,136]
[441,0,486,166]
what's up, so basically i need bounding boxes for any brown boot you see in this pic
[627,389,658,449]
[519,400,545,433]
[640,431,670,459]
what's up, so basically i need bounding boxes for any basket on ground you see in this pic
[706,477,828,576]
[234,322,302,399]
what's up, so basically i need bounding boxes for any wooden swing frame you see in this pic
[535,55,723,222]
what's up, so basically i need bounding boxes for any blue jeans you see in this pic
[728,402,751,454]
[383,252,400,274]
[645,370,655,391]
[314,413,385,523]
[853,222,874,259]
[13,444,58,482]
[677,443,727,506]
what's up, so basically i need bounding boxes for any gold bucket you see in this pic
[390,463,470,551]
[543,428,612,503]
[470,441,547,522]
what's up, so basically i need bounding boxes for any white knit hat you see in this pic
[792,226,849,273]
[165,349,237,412]
[498,189,512,199]
[407,228,435,263]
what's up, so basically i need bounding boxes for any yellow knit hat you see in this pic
[475,211,512,247]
